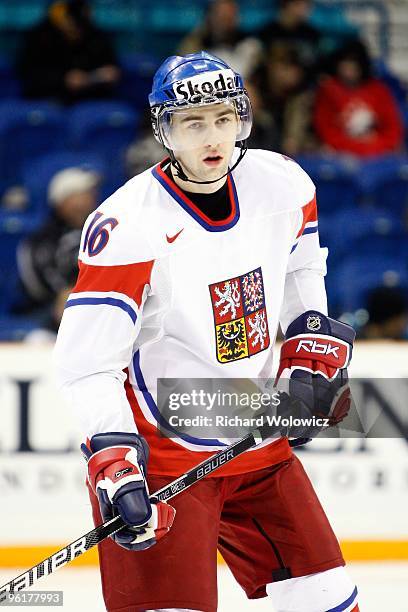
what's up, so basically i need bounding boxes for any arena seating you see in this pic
[0,101,66,196]
[328,254,408,313]
[0,1,406,338]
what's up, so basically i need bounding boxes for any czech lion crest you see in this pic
[209,267,270,363]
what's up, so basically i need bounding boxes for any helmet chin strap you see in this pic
[167,141,248,185]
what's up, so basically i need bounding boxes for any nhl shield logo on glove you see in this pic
[306,314,322,331]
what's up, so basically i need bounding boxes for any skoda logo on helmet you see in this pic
[173,69,239,101]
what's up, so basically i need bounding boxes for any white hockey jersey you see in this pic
[54,149,328,476]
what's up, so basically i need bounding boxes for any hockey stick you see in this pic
[1,426,298,600]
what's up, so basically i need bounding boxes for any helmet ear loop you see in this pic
[151,106,168,148]
[168,149,189,181]
[233,93,252,142]
[150,114,161,144]
[234,138,248,167]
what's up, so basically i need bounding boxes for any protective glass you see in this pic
[157,94,252,151]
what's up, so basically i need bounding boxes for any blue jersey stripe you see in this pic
[303,225,319,235]
[326,586,358,612]
[65,297,137,324]
[290,224,319,253]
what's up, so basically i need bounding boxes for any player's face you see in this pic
[170,103,238,187]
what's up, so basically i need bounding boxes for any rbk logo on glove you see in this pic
[296,339,343,359]
[275,310,356,434]
[279,335,351,380]
[277,311,354,382]
[114,467,134,479]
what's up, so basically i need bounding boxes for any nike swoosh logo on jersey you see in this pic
[166,229,184,243]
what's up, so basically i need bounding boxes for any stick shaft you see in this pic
[0,431,259,599]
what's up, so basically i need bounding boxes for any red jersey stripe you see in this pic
[73,260,154,307]
[296,193,317,239]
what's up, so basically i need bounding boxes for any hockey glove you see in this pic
[275,310,355,438]
[82,432,175,551]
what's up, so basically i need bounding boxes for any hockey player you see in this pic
[54,52,359,611]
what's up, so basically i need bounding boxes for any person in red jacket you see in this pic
[314,40,403,156]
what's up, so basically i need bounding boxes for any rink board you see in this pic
[0,343,407,565]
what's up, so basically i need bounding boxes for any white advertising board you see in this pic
[0,342,407,545]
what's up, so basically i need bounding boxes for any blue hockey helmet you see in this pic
[149,51,252,150]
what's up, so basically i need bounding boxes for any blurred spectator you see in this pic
[248,47,316,155]
[178,0,260,77]
[24,286,73,344]
[314,40,404,157]
[257,0,323,75]
[15,167,100,319]
[362,287,408,340]
[17,0,120,104]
